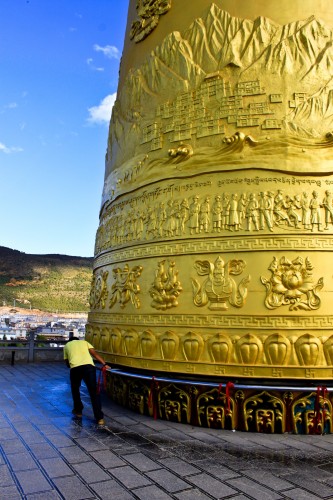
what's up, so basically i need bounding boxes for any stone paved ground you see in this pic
[1,363,333,499]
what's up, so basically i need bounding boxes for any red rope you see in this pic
[217,382,234,413]
[97,365,108,395]
[148,376,159,420]
[225,381,235,412]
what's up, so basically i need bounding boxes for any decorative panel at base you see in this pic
[104,370,333,434]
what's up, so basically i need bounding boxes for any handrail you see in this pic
[100,366,332,392]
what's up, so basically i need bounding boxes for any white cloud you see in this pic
[0,142,23,154]
[1,102,18,114]
[93,44,120,60]
[87,93,116,125]
[5,102,18,109]
[86,58,104,72]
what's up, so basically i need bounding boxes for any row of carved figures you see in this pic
[95,189,333,253]
[86,326,333,368]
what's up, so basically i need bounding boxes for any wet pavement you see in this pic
[1,363,333,499]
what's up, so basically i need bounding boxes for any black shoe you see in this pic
[72,410,82,418]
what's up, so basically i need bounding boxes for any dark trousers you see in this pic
[70,364,103,421]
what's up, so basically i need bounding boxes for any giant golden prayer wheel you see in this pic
[87,0,333,433]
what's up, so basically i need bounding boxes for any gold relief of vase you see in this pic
[140,329,157,358]
[264,334,291,366]
[181,331,204,362]
[294,334,322,366]
[110,328,123,354]
[100,327,110,352]
[323,336,333,365]
[85,324,93,344]
[91,327,101,350]
[207,332,232,363]
[235,334,262,365]
[123,329,140,356]
[160,330,179,360]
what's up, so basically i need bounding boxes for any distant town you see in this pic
[0,309,87,345]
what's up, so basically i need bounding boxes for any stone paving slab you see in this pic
[2,363,333,499]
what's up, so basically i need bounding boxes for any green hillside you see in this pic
[0,246,93,313]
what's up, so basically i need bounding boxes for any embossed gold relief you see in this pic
[236,334,262,365]
[88,321,333,372]
[105,3,333,196]
[264,334,291,366]
[149,259,182,310]
[181,332,204,362]
[100,327,110,352]
[128,381,148,415]
[110,328,122,354]
[292,392,332,434]
[197,388,236,430]
[123,329,139,356]
[160,330,179,360]
[111,376,127,407]
[91,1,333,433]
[89,270,108,309]
[89,320,333,373]
[109,264,143,309]
[244,392,285,433]
[91,327,100,350]
[85,324,93,344]
[192,256,250,311]
[207,333,232,363]
[323,337,333,366]
[261,256,324,311]
[130,0,172,43]
[140,329,156,357]
[295,334,322,366]
[103,372,333,434]
[96,186,333,254]
[158,384,190,423]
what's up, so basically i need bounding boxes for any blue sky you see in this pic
[0,0,128,257]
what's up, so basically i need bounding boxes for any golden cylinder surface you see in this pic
[88,1,333,432]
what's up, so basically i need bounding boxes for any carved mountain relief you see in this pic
[105,3,333,196]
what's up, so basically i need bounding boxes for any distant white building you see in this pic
[0,325,27,339]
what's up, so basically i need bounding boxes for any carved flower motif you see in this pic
[261,256,323,310]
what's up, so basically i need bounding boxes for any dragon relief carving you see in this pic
[149,259,182,310]
[130,0,172,43]
[109,264,143,309]
[192,256,250,311]
[261,256,323,311]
